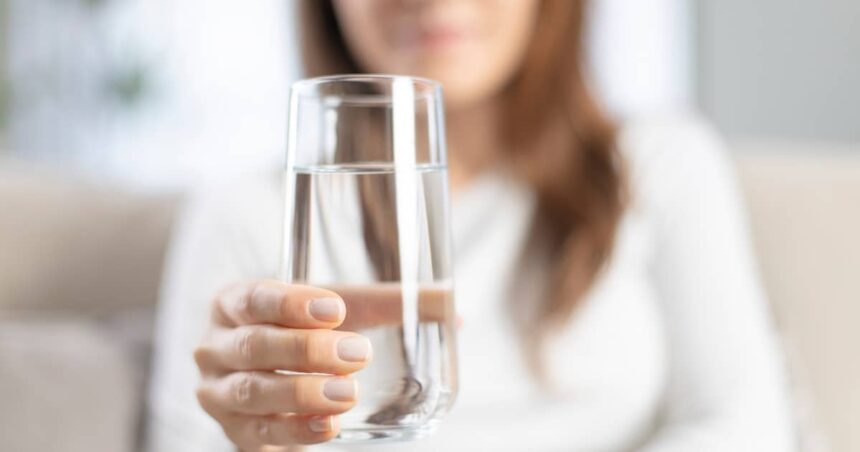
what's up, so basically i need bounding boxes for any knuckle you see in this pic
[212,288,234,321]
[234,327,260,366]
[287,332,312,370]
[278,288,293,322]
[235,290,254,322]
[304,333,330,371]
[233,373,259,408]
[210,290,226,312]
[258,280,290,322]
[253,417,275,445]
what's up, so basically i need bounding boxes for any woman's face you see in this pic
[332,0,540,110]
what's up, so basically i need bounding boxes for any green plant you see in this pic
[81,0,109,9]
[106,62,151,107]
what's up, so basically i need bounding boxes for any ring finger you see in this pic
[198,371,358,416]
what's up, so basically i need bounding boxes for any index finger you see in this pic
[214,280,345,329]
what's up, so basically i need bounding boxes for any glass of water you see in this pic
[281,75,458,443]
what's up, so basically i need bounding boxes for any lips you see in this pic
[401,24,475,51]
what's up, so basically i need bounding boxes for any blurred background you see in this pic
[0,1,857,451]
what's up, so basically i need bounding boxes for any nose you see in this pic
[398,0,435,6]
[396,0,448,13]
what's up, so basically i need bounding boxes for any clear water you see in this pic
[283,165,458,442]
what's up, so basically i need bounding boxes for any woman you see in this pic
[147,1,796,451]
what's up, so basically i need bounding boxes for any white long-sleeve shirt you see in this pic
[146,116,796,451]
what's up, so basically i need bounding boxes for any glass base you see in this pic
[333,424,438,444]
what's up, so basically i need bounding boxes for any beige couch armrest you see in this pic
[0,318,139,452]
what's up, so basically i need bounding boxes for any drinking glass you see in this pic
[280,75,458,443]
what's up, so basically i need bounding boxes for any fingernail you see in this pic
[308,415,333,433]
[337,336,371,362]
[324,378,356,402]
[309,298,343,322]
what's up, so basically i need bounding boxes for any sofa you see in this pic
[0,145,858,452]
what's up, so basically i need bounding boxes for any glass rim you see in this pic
[291,74,442,99]
[292,162,447,172]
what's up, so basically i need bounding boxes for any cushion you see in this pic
[0,317,138,452]
[736,144,860,452]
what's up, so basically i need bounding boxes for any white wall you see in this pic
[589,0,694,118]
[697,0,860,143]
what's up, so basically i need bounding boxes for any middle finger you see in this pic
[199,325,373,374]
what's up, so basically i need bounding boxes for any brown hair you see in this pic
[298,0,626,375]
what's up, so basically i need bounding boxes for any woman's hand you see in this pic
[194,280,373,451]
